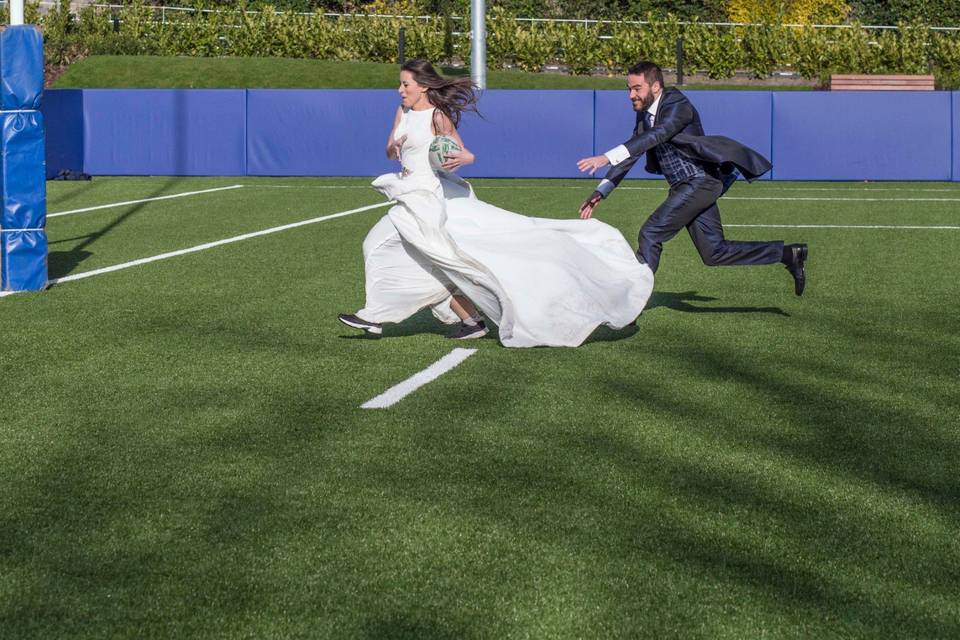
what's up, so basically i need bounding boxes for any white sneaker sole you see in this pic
[450,328,488,340]
[338,316,383,335]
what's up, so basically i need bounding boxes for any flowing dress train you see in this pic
[355,106,654,348]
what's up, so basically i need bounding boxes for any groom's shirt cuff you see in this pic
[596,179,615,199]
[604,145,631,166]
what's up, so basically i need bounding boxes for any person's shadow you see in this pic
[646,291,789,316]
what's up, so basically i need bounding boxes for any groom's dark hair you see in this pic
[628,61,665,89]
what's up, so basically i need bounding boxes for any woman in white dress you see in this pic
[338,60,654,348]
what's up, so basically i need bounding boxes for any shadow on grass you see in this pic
[338,309,638,345]
[47,176,192,280]
[647,290,789,316]
[48,95,202,280]
[2,291,956,638]
[47,248,93,277]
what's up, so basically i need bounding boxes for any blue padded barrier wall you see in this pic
[247,90,594,178]
[0,26,43,110]
[41,89,83,179]
[594,90,774,180]
[771,92,952,181]
[83,89,246,176]
[457,90,594,178]
[40,88,960,181]
[953,92,960,182]
[247,89,398,176]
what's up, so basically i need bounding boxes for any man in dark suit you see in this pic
[577,61,808,295]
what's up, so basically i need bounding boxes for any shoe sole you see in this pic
[449,328,488,340]
[338,316,383,335]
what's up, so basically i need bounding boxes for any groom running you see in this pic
[577,61,808,295]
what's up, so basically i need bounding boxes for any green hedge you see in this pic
[20,1,960,87]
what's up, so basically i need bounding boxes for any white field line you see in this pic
[0,200,392,298]
[727,223,960,230]
[629,186,960,193]
[244,184,369,189]
[361,348,478,409]
[722,196,960,202]
[243,184,960,202]
[48,185,245,219]
[245,183,960,196]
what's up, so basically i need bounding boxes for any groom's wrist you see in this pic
[596,180,614,199]
[604,145,630,166]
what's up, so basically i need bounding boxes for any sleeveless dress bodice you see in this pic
[394,106,437,183]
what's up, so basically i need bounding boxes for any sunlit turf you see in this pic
[0,176,957,638]
[53,55,814,90]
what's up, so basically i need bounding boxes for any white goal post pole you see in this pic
[10,0,25,25]
[470,0,486,90]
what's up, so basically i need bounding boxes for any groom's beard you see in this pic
[633,92,656,112]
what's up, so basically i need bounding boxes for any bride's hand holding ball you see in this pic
[441,149,474,171]
[430,135,473,172]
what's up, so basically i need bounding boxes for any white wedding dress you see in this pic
[354,106,654,348]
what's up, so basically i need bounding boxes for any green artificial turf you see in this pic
[0,177,957,638]
[52,55,814,91]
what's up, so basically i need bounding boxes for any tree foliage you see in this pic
[725,0,850,25]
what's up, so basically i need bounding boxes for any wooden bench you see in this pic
[830,74,935,91]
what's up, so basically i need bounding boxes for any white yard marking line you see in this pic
[472,185,960,195]
[723,196,960,202]
[361,348,478,409]
[0,201,392,298]
[727,224,960,230]
[243,184,369,189]
[242,183,960,200]
[741,187,960,193]
[48,185,246,219]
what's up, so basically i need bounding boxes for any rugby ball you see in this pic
[429,135,462,171]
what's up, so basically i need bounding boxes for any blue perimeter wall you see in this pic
[41,88,959,181]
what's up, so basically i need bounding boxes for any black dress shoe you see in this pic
[337,313,383,335]
[784,244,808,296]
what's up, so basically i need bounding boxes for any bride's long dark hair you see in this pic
[402,59,480,131]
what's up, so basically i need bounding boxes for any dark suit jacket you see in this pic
[601,87,772,196]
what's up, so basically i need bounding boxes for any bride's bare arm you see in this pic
[433,111,474,170]
[386,106,405,159]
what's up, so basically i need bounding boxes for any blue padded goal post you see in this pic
[0,24,47,292]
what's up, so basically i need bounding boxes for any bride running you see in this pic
[337,59,654,348]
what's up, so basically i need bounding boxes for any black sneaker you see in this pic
[447,320,488,340]
[338,313,382,335]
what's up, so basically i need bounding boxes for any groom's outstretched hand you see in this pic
[577,155,610,175]
[579,191,603,219]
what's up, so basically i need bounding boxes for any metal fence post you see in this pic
[676,31,684,86]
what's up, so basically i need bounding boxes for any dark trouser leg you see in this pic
[638,177,723,273]
[686,200,783,266]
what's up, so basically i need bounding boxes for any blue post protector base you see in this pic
[1,229,47,291]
